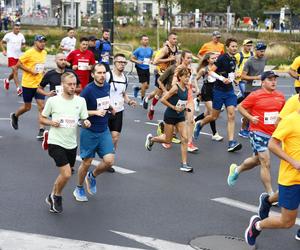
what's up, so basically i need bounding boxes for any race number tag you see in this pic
[228,72,235,82]
[78,61,89,70]
[102,53,109,63]
[176,100,187,109]
[264,111,279,125]
[55,85,62,95]
[96,96,110,110]
[143,58,150,65]
[252,80,262,87]
[35,63,45,73]
[59,116,77,128]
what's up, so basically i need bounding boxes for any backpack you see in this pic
[238,51,254,68]
[96,39,111,54]
[108,71,128,91]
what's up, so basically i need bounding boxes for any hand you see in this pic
[48,90,56,97]
[72,65,78,70]
[95,109,107,117]
[250,115,259,124]
[51,120,60,127]
[235,72,241,78]
[137,60,143,64]
[174,106,184,113]
[128,100,137,107]
[31,70,38,76]
[223,78,230,84]
[169,55,176,62]
[291,159,300,170]
[83,120,91,128]
[257,75,262,80]
[2,51,7,56]
[110,108,117,116]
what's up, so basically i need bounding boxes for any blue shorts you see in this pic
[22,87,45,103]
[278,184,300,210]
[212,89,237,110]
[249,131,271,154]
[80,128,114,159]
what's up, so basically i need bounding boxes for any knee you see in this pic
[227,112,235,121]
[24,105,31,111]
[180,135,188,145]
[62,168,72,180]
[104,157,114,168]
[282,219,295,229]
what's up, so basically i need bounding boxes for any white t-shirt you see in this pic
[106,72,127,113]
[2,32,26,58]
[60,36,76,56]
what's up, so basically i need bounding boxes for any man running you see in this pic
[95,29,112,72]
[197,31,225,60]
[227,71,285,195]
[0,21,25,95]
[60,27,76,56]
[10,35,47,140]
[131,35,153,104]
[73,63,115,202]
[40,72,90,213]
[66,37,95,90]
[289,55,300,93]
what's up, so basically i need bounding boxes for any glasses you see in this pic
[116,61,127,65]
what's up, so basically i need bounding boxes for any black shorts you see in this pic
[136,66,150,84]
[163,115,185,125]
[154,72,161,89]
[48,144,77,167]
[108,111,123,133]
[295,87,300,93]
[201,83,214,102]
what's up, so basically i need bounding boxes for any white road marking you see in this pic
[111,230,195,250]
[0,229,144,250]
[212,197,300,226]
[75,155,136,175]
[0,118,10,120]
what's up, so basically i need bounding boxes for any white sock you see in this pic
[255,221,262,231]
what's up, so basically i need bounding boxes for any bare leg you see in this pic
[93,154,115,176]
[176,121,188,164]
[52,164,72,196]
[226,105,236,141]
[258,150,273,194]
[260,208,298,229]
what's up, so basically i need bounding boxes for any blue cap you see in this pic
[261,71,279,81]
[34,35,47,42]
[255,42,267,50]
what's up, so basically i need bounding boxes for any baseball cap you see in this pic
[212,31,221,38]
[261,71,279,81]
[243,39,253,45]
[255,42,267,50]
[34,35,47,42]
[88,35,97,41]
[14,21,21,26]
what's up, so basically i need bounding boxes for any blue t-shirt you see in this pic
[133,46,153,70]
[80,81,110,133]
[95,39,112,65]
[214,53,236,92]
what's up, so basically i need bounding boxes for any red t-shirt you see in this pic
[67,49,95,88]
[241,89,285,135]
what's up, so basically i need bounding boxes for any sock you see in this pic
[195,113,205,122]
[141,96,144,101]
[255,221,262,231]
[150,105,154,111]
[152,97,159,106]
[210,121,217,135]
[91,172,96,178]
[77,185,83,188]
[235,166,240,175]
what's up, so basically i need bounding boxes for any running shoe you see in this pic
[85,171,97,195]
[194,98,200,112]
[227,163,239,186]
[187,142,198,152]
[17,87,22,96]
[211,132,223,141]
[156,121,164,136]
[45,194,55,213]
[258,193,271,220]
[51,194,63,213]
[162,143,172,149]
[295,229,300,241]
[148,109,154,120]
[42,130,49,150]
[106,167,115,173]
[133,86,140,98]
[180,163,193,172]
[172,136,181,144]
[238,129,249,138]
[227,141,242,152]
[73,186,88,202]
[4,78,9,90]
[143,97,149,110]
[193,121,202,140]
[36,128,45,140]
[245,215,261,246]
[10,112,18,130]
[145,133,154,151]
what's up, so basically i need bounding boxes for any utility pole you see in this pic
[71,0,74,27]
[103,0,114,43]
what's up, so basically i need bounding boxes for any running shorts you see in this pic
[48,144,77,167]
[278,184,300,210]
[108,111,123,133]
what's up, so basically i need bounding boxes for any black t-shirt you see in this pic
[39,69,80,91]
[214,53,236,91]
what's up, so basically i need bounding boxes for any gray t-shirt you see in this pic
[243,56,266,92]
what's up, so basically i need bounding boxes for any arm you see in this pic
[289,68,300,81]
[153,47,175,65]
[196,68,205,81]
[241,70,261,81]
[39,114,60,127]
[17,60,37,75]
[0,40,7,56]
[160,85,183,113]
[237,103,259,124]
[123,92,136,107]
[37,86,56,97]
[130,54,142,65]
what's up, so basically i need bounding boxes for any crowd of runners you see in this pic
[1,22,300,247]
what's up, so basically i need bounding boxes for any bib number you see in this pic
[35,63,45,73]
[228,72,235,82]
[102,53,109,63]
[252,80,262,87]
[143,58,150,65]
[55,85,62,95]
[96,96,110,110]
[59,116,77,128]
[264,111,278,125]
[78,61,89,70]
[176,100,187,109]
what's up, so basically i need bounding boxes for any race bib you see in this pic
[264,111,278,125]
[78,61,89,71]
[55,85,62,95]
[228,72,235,82]
[59,116,77,128]
[102,53,109,63]
[96,96,110,110]
[35,63,45,73]
[143,58,150,65]
[176,100,187,109]
[252,80,262,87]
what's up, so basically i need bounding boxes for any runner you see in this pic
[107,54,136,172]
[197,31,225,60]
[73,63,115,202]
[145,67,193,172]
[95,29,112,72]
[195,52,224,142]
[130,35,153,104]
[238,42,267,138]
[88,35,99,62]
[289,55,300,93]
[66,37,95,90]
[227,71,285,195]
[10,35,47,140]
[194,38,242,152]
[40,72,90,213]
[60,27,76,56]
[144,32,178,120]
[0,21,25,95]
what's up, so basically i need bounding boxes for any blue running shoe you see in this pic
[238,129,249,138]
[228,140,242,152]
[133,86,140,98]
[258,193,271,219]
[85,171,97,195]
[245,215,261,246]
[73,186,88,202]
[227,164,239,186]
[193,121,202,140]
[296,229,300,241]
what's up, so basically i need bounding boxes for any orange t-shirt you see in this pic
[198,41,225,57]
[241,89,285,135]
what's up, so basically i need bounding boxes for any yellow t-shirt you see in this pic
[279,94,300,119]
[272,111,300,186]
[290,56,300,87]
[19,47,47,88]
[198,41,224,57]
[235,51,253,82]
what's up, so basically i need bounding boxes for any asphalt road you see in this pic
[0,66,299,250]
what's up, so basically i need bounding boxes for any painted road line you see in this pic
[0,229,143,250]
[75,155,136,175]
[212,197,300,226]
[0,118,10,120]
